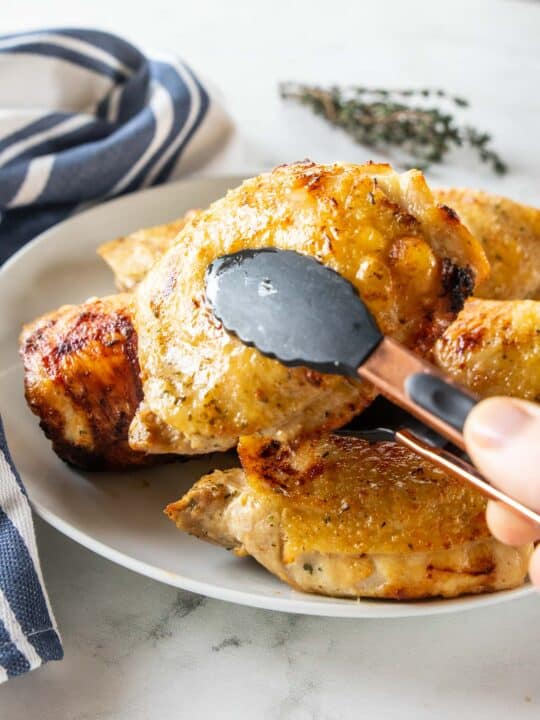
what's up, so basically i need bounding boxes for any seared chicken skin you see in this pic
[97,211,198,292]
[22,295,540,471]
[20,179,538,470]
[166,434,531,599]
[20,295,160,470]
[132,162,487,455]
[433,189,540,300]
[97,190,540,302]
[435,298,540,401]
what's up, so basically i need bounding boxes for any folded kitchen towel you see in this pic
[0,27,231,681]
[0,417,63,680]
[0,27,231,263]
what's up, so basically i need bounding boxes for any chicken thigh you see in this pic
[166,434,531,599]
[20,295,161,469]
[97,189,540,303]
[435,298,540,401]
[97,211,198,291]
[132,162,487,455]
[433,188,540,300]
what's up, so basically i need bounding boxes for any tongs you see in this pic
[205,248,540,526]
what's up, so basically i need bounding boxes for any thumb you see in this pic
[464,396,540,515]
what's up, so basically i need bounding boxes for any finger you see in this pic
[486,500,540,546]
[529,547,540,589]
[464,397,540,512]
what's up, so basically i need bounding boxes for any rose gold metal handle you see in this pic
[396,429,540,526]
[357,337,477,451]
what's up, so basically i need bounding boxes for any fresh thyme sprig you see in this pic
[279,82,507,174]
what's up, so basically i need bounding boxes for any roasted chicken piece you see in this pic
[97,211,198,291]
[20,295,160,470]
[132,162,488,455]
[433,189,540,300]
[20,177,539,469]
[167,295,540,597]
[96,190,540,303]
[166,434,531,599]
[22,293,540,472]
[435,298,540,401]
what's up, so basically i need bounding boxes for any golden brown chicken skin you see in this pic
[97,211,198,291]
[132,162,488,456]
[20,295,161,470]
[434,188,540,300]
[435,298,540,401]
[97,190,540,303]
[166,434,531,599]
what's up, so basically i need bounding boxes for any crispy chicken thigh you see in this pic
[166,434,531,599]
[132,162,487,455]
[96,189,540,304]
[97,211,198,292]
[435,298,540,401]
[433,189,540,300]
[97,190,540,303]
[21,179,538,470]
[22,294,540,471]
[20,295,160,470]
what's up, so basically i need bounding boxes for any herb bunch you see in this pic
[279,82,507,175]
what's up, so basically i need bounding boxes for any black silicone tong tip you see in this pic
[206,248,383,378]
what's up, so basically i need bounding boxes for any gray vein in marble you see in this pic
[274,676,317,720]
[270,613,302,648]
[147,590,206,644]
[212,635,244,651]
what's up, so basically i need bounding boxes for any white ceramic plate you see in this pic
[0,176,532,617]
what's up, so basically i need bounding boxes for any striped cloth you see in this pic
[0,28,231,262]
[0,28,230,680]
[0,417,62,681]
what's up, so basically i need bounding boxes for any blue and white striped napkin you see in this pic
[0,27,231,680]
[0,27,231,262]
[0,417,62,681]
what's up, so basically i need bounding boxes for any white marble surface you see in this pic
[0,518,538,720]
[2,0,540,717]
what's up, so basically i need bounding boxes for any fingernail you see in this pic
[467,399,531,449]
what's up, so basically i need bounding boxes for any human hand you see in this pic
[464,397,540,588]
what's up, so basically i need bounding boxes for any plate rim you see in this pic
[31,496,535,618]
[1,175,534,618]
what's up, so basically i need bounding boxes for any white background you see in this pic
[1,1,540,718]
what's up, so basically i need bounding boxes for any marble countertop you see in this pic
[0,518,539,719]
[2,0,540,717]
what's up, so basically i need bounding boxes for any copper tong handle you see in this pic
[356,336,540,526]
[358,337,477,451]
[397,429,540,526]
